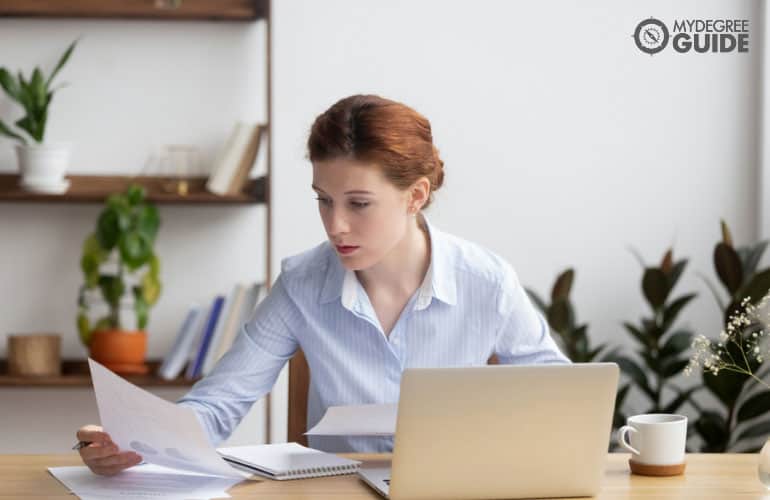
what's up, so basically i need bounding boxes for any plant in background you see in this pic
[691,221,770,452]
[0,39,77,144]
[616,248,697,416]
[527,268,630,428]
[77,185,162,347]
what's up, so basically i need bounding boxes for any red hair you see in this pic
[307,95,445,208]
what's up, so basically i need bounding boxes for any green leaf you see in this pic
[135,204,160,241]
[737,268,770,307]
[742,241,769,280]
[714,242,743,295]
[141,271,161,306]
[659,330,693,359]
[662,293,697,331]
[643,268,669,308]
[98,275,125,308]
[547,299,571,333]
[639,351,660,374]
[551,269,574,302]
[133,287,149,330]
[661,358,689,378]
[126,184,146,205]
[15,114,40,143]
[695,411,728,451]
[80,253,100,287]
[30,67,46,110]
[96,207,122,250]
[148,253,160,278]
[737,391,770,422]
[613,384,631,429]
[587,344,605,362]
[641,318,663,340]
[16,70,33,110]
[615,356,654,400]
[76,312,92,346]
[704,369,749,407]
[46,38,78,88]
[623,322,649,347]
[736,419,770,443]
[0,68,22,104]
[668,260,688,290]
[721,220,734,247]
[0,118,27,144]
[119,232,151,270]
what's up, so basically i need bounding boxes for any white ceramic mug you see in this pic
[617,414,687,465]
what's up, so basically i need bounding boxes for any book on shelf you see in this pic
[203,282,266,376]
[206,122,265,196]
[157,304,204,380]
[160,282,267,381]
[185,295,225,379]
[200,285,239,376]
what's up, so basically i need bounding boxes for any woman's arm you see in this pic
[177,274,303,444]
[493,265,570,365]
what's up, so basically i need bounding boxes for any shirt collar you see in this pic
[318,214,457,310]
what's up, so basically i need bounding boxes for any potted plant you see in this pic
[77,184,162,374]
[0,39,77,193]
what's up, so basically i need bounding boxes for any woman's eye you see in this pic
[350,201,370,209]
[315,196,332,206]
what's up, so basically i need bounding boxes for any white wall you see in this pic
[0,0,764,452]
[270,0,763,430]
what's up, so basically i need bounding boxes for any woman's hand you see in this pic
[76,424,143,476]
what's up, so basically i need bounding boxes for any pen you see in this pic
[72,441,91,450]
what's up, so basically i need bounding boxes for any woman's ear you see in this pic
[408,177,431,213]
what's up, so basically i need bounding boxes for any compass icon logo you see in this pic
[634,18,669,55]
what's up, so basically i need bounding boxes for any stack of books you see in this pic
[206,121,266,196]
[157,282,267,380]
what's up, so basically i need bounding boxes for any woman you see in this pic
[75,94,568,475]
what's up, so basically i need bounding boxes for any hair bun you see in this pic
[432,145,445,190]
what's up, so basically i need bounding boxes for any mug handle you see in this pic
[617,425,640,455]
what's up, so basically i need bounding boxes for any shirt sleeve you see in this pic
[177,273,303,445]
[493,265,570,365]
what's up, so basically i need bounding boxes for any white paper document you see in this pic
[48,463,240,500]
[305,403,397,436]
[89,358,247,479]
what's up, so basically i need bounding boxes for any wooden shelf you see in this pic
[0,359,198,387]
[0,173,266,205]
[0,0,268,21]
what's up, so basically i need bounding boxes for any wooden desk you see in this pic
[1,453,766,499]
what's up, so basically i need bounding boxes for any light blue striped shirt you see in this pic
[178,217,569,452]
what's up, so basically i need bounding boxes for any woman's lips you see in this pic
[335,245,359,255]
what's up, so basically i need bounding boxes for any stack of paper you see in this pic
[48,463,242,500]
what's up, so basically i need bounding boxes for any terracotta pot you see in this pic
[89,330,148,375]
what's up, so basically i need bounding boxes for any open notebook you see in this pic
[217,443,361,480]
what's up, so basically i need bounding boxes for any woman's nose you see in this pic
[327,209,350,235]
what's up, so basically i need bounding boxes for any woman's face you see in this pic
[312,157,413,271]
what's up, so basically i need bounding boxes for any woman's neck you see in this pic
[356,214,431,298]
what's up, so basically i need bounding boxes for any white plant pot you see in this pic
[14,142,71,194]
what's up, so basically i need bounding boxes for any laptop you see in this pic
[358,363,618,500]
